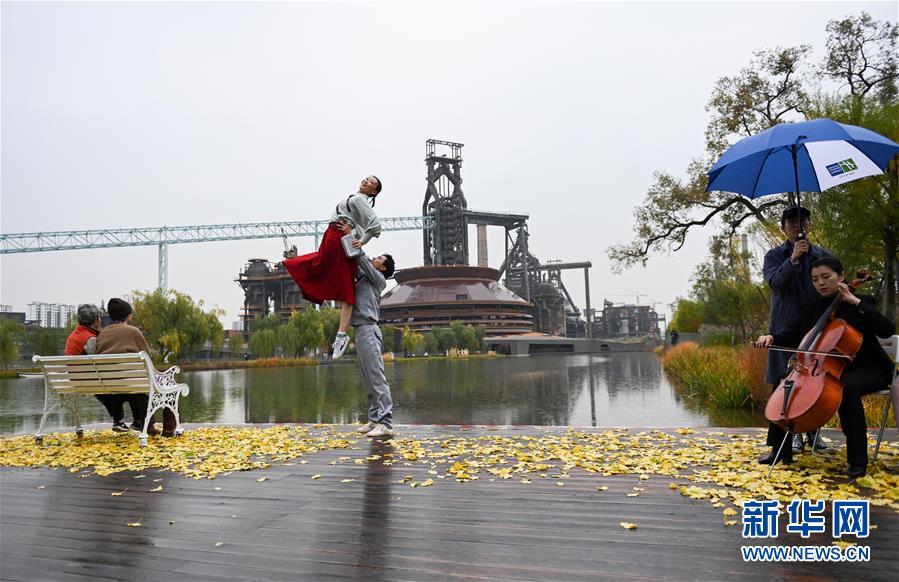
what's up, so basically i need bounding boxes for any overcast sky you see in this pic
[2,1,895,327]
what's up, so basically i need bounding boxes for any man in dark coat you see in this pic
[761,206,833,461]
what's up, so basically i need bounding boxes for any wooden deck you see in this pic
[2,425,897,581]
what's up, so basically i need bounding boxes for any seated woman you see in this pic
[755,257,895,478]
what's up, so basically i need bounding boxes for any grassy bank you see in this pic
[660,342,896,428]
[660,342,759,409]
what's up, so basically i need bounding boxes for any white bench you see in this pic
[32,352,190,446]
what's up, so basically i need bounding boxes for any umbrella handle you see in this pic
[791,143,805,240]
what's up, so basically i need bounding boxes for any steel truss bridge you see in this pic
[1,216,432,290]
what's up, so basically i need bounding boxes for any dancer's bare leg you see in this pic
[338,301,352,334]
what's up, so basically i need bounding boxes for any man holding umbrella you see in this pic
[761,205,833,463]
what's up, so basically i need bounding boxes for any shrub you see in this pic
[661,342,751,409]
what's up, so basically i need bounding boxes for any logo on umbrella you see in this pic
[826,158,858,177]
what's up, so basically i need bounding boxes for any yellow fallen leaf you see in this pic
[722,507,737,517]
[420,479,434,487]
[127,521,142,527]
[724,520,738,526]
[639,474,649,480]
[36,486,45,490]
[341,479,355,483]
[627,492,640,497]
[111,491,125,496]
[215,542,224,547]
[619,522,638,529]
[213,486,222,491]
[169,520,176,525]
[596,486,609,491]
[256,477,268,482]
[149,485,163,492]
[311,474,321,480]
[668,482,677,489]
[556,482,565,486]
[520,479,532,484]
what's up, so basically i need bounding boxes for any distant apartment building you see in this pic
[0,305,13,312]
[27,302,77,328]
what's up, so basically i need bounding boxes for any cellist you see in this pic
[755,257,895,478]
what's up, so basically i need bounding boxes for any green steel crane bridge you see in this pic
[1,216,432,291]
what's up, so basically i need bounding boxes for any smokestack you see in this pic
[477,224,488,267]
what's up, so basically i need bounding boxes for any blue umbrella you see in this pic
[706,118,899,214]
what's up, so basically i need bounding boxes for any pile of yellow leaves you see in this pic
[0,426,352,479]
[2,426,897,515]
[386,429,899,513]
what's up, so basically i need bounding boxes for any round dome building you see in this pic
[379,265,534,335]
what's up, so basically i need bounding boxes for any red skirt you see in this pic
[283,224,355,305]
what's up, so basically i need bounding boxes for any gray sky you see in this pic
[2,1,896,327]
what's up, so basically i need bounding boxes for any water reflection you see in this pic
[0,353,765,434]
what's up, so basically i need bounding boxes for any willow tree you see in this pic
[131,289,225,361]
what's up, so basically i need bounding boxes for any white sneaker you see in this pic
[366,423,394,438]
[356,421,376,434]
[331,334,349,359]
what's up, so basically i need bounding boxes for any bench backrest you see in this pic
[33,352,154,395]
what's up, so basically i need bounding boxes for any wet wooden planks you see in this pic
[1,425,897,581]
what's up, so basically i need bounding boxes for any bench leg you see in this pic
[35,385,60,444]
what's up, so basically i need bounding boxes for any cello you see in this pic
[765,270,872,436]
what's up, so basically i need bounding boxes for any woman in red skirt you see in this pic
[283,175,383,358]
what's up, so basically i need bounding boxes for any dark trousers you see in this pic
[129,394,177,432]
[93,394,149,423]
[836,367,883,467]
[93,395,131,422]
[766,366,883,466]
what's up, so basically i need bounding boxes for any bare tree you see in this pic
[608,47,810,270]
[823,13,898,103]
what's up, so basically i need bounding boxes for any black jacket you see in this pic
[773,294,895,385]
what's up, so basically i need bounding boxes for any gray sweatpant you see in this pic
[354,324,393,428]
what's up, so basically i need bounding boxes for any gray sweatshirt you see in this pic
[349,250,387,326]
[331,193,382,245]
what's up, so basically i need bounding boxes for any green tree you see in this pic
[249,313,281,333]
[450,321,467,349]
[206,313,225,353]
[228,333,244,359]
[670,300,703,333]
[380,325,396,353]
[131,289,225,361]
[319,306,341,350]
[0,319,22,369]
[462,326,479,352]
[474,326,487,352]
[688,236,769,339]
[435,327,456,352]
[423,332,439,355]
[278,324,300,358]
[27,327,67,357]
[249,329,277,358]
[288,308,324,357]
